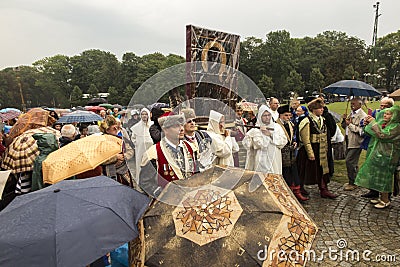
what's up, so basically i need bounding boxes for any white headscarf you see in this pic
[256,105,273,127]
[140,108,151,126]
[207,110,224,135]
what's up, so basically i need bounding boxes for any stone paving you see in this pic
[301,182,400,266]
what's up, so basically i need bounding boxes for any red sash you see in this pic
[156,141,194,188]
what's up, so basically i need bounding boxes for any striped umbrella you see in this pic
[57,110,103,124]
[1,134,40,174]
[0,110,21,122]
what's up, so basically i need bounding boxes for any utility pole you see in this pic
[372,2,380,47]
[371,2,381,86]
[14,67,26,112]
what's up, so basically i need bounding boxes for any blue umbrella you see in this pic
[0,176,150,267]
[323,80,381,97]
[0,108,21,113]
[57,110,102,123]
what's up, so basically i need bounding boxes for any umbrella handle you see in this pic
[345,98,350,115]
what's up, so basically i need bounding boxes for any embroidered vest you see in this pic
[156,141,195,188]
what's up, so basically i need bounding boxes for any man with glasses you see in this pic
[243,105,287,174]
[181,108,212,171]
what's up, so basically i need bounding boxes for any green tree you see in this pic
[87,83,99,98]
[284,70,305,96]
[315,31,366,85]
[107,86,120,104]
[375,30,400,91]
[309,68,325,92]
[121,85,135,106]
[70,85,83,107]
[70,49,120,93]
[342,65,359,80]
[257,74,275,97]
[33,55,72,107]
[263,30,300,94]
[239,37,265,83]
[120,52,141,89]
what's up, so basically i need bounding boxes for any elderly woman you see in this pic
[206,110,236,167]
[99,115,134,187]
[296,98,337,199]
[355,105,400,208]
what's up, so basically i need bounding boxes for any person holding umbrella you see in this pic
[341,98,367,191]
[99,115,134,187]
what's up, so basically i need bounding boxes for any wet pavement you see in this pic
[302,182,400,266]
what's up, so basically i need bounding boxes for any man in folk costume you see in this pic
[130,108,154,179]
[206,110,237,167]
[139,113,196,197]
[276,105,309,202]
[297,98,337,199]
[243,105,287,174]
[180,108,213,172]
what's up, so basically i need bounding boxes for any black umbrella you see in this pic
[87,97,107,106]
[0,176,150,267]
[136,166,318,266]
[323,80,381,97]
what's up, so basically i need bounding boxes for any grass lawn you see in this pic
[331,151,366,184]
[326,100,400,116]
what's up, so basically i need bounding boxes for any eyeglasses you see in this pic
[186,119,196,124]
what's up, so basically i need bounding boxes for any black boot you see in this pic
[361,190,379,198]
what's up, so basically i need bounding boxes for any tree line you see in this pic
[0,29,399,109]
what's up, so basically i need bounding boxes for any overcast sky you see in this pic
[1,0,399,70]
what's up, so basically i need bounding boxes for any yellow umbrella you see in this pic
[42,134,122,184]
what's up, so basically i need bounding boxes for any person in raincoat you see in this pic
[31,133,59,191]
[242,105,287,174]
[355,105,400,209]
[130,108,154,178]
[206,110,236,167]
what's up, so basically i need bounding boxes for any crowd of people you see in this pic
[0,97,399,206]
[0,96,399,266]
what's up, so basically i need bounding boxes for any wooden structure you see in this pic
[171,25,241,124]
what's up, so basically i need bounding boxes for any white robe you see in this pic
[206,110,235,167]
[242,105,287,174]
[131,108,154,178]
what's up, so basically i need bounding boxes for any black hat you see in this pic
[277,104,290,114]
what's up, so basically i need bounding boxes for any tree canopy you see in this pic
[1,30,399,109]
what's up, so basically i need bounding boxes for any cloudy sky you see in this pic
[1,0,399,69]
